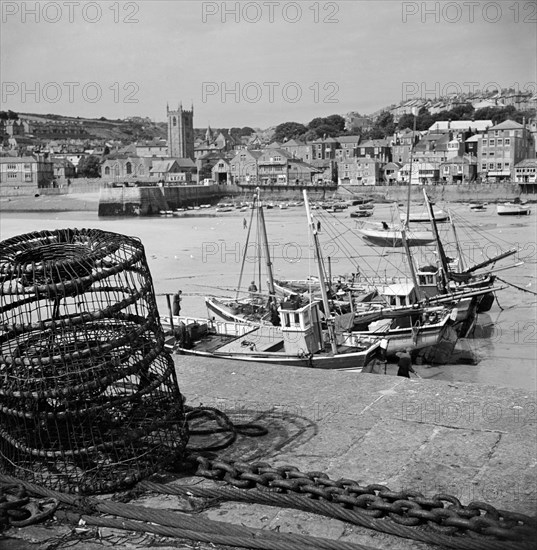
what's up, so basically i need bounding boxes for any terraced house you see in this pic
[257,148,320,185]
[0,155,53,192]
[478,120,535,182]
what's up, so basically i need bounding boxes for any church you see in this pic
[167,103,195,160]
[101,103,197,183]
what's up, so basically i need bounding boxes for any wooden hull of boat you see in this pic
[171,345,380,370]
[348,312,451,356]
[400,212,448,223]
[163,314,382,371]
[497,204,531,216]
[205,297,266,324]
[351,323,447,355]
[357,228,435,247]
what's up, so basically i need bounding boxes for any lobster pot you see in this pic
[0,228,188,493]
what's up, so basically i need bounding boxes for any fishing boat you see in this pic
[355,223,435,247]
[163,300,384,371]
[205,294,272,324]
[206,189,279,325]
[469,203,487,212]
[497,202,531,216]
[350,209,373,218]
[349,304,454,356]
[400,209,449,223]
[166,190,385,370]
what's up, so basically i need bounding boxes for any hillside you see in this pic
[17,113,167,142]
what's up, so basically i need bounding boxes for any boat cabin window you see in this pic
[418,274,436,285]
[400,296,406,306]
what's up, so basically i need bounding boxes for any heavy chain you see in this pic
[194,456,536,543]
[0,482,58,531]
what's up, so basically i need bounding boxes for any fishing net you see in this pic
[0,228,188,494]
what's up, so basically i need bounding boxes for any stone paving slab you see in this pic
[3,355,536,550]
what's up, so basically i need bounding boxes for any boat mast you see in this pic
[236,194,257,301]
[303,190,338,355]
[404,113,417,228]
[423,188,449,291]
[400,114,422,301]
[448,210,465,272]
[256,187,276,297]
[401,228,422,302]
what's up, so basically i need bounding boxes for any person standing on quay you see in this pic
[173,290,182,316]
[396,348,416,378]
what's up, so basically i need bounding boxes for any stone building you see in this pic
[167,103,194,160]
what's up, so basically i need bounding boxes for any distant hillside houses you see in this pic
[228,118,535,186]
[385,89,537,123]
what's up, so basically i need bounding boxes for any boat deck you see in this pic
[216,325,283,354]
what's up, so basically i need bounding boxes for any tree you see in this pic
[77,155,101,178]
[370,111,395,138]
[325,114,346,132]
[305,115,346,139]
[272,121,308,142]
[449,103,474,120]
[397,114,415,130]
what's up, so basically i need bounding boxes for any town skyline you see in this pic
[2,1,536,127]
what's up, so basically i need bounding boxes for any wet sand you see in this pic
[1,201,535,390]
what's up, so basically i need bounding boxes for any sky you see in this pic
[1,0,536,128]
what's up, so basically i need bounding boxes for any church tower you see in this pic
[167,102,194,160]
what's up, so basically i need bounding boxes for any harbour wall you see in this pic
[97,184,226,216]
[97,182,534,217]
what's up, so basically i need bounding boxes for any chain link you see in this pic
[0,483,58,531]
[195,456,537,542]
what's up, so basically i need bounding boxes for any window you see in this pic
[25,173,32,181]
[489,163,494,169]
[482,139,487,146]
[126,162,132,174]
[24,164,31,170]
[489,152,494,156]
[482,164,487,170]
[8,172,17,178]
[104,166,110,175]
[504,162,510,168]
[7,164,16,170]
[505,138,511,145]
[497,139,503,146]
[497,163,502,169]
[489,139,495,146]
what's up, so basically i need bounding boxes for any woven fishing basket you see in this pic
[0,228,188,493]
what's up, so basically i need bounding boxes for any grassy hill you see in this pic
[17,113,167,142]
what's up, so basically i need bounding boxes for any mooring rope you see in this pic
[495,276,537,295]
[1,475,377,550]
[138,480,534,550]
